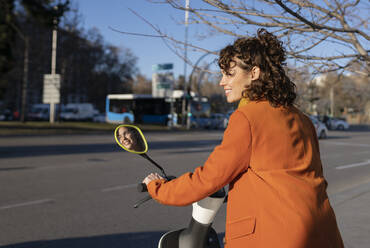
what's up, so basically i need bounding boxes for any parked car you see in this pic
[329,118,350,130]
[28,104,50,121]
[92,113,106,123]
[316,115,350,130]
[0,109,13,121]
[309,116,328,139]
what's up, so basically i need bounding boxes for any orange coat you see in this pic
[148,100,344,248]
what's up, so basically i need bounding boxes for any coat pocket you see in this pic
[226,216,256,240]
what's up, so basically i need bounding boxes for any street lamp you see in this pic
[182,0,190,127]
[185,52,214,129]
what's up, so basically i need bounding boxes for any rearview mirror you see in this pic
[114,125,148,154]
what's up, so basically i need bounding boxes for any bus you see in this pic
[106,93,210,125]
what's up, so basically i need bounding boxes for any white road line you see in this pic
[0,199,54,210]
[336,160,370,170]
[323,141,370,147]
[321,151,369,159]
[101,183,138,192]
[355,151,370,155]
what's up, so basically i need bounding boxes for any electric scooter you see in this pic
[114,124,226,248]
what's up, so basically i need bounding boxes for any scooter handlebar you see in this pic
[137,175,176,193]
[137,183,148,192]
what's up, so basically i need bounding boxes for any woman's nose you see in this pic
[219,76,226,86]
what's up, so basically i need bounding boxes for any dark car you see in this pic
[0,109,13,121]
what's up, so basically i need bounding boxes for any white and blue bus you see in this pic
[106,93,210,125]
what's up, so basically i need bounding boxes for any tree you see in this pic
[286,65,317,113]
[0,0,70,74]
[133,74,152,94]
[1,4,138,117]
[0,0,70,121]
[56,24,138,112]
[174,75,186,90]
[0,0,16,75]
[140,0,369,75]
[314,71,370,117]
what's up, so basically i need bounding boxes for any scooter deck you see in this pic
[158,227,221,248]
[158,229,184,248]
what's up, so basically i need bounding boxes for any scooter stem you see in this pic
[140,153,168,179]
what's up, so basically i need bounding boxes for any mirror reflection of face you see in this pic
[118,127,133,149]
[116,126,145,152]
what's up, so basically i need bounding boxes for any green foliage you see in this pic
[0,8,138,112]
[0,0,70,77]
[0,0,16,75]
[21,0,70,27]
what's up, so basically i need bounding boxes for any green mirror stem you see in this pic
[140,153,168,179]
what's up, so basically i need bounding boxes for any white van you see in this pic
[60,103,97,121]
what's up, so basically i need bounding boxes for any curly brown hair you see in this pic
[218,29,296,107]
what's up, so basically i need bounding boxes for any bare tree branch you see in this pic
[274,0,369,40]
[122,0,369,74]
[108,27,165,38]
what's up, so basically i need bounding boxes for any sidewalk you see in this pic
[330,180,370,248]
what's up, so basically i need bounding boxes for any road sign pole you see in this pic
[50,9,58,123]
[50,103,55,123]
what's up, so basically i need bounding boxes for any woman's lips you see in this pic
[225,89,231,95]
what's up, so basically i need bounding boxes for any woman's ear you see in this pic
[251,66,260,80]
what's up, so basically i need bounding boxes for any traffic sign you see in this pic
[43,74,61,104]
[152,63,174,71]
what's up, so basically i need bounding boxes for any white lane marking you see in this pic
[323,141,370,147]
[355,151,370,155]
[0,199,54,210]
[321,151,370,159]
[101,183,138,192]
[336,160,370,170]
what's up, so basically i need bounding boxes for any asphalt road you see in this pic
[0,129,369,248]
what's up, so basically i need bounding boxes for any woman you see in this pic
[143,29,344,247]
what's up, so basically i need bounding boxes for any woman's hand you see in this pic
[143,173,164,186]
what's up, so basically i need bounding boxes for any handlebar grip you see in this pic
[137,183,148,192]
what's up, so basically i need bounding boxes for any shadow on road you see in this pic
[0,140,221,159]
[348,125,370,132]
[0,231,225,248]
[0,166,34,171]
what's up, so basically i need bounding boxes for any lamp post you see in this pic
[186,52,213,129]
[182,0,190,127]
[49,7,58,123]
[43,5,61,124]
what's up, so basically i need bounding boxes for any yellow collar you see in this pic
[238,98,249,108]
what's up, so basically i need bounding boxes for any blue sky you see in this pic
[73,0,361,79]
[74,0,231,79]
